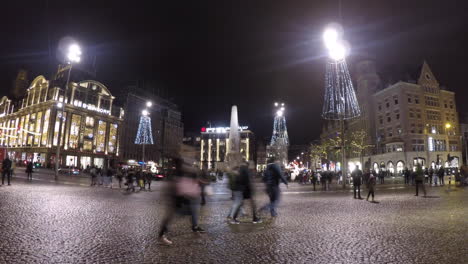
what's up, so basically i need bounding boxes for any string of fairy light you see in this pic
[134,111,154,145]
[321,23,360,120]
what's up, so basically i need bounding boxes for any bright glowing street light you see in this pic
[323,24,349,61]
[274,102,279,107]
[142,109,149,116]
[55,42,83,180]
[67,44,82,63]
[323,28,339,50]
[445,123,451,129]
[276,110,283,117]
[146,101,153,107]
[328,40,347,61]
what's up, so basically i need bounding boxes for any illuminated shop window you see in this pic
[53,112,67,146]
[84,127,94,140]
[41,110,50,146]
[69,114,82,149]
[85,116,94,127]
[83,140,93,151]
[23,114,29,145]
[18,116,24,146]
[34,112,42,146]
[27,114,34,145]
[108,123,117,153]
[96,120,107,152]
[12,118,18,147]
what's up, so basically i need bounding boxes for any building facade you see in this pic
[200,126,255,170]
[0,72,123,169]
[321,60,462,174]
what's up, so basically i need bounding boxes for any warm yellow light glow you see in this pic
[445,123,451,129]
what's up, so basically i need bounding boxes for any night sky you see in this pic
[1,1,468,145]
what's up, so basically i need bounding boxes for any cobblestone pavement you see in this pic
[0,178,466,264]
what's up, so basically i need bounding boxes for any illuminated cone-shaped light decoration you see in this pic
[321,24,360,120]
[135,115,154,145]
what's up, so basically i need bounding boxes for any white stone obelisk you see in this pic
[226,105,241,168]
[228,105,240,154]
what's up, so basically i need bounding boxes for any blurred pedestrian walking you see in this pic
[366,171,376,202]
[259,157,288,217]
[414,165,426,197]
[158,153,206,246]
[2,156,12,186]
[26,160,34,181]
[228,161,261,224]
[352,166,363,199]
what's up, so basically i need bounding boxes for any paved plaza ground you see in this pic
[0,171,467,264]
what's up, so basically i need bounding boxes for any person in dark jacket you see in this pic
[403,168,410,185]
[414,165,426,197]
[310,171,317,191]
[126,169,135,192]
[145,171,153,190]
[26,160,34,181]
[366,172,377,202]
[437,167,445,186]
[228,161,261,224]
[259,157,288,217]
[2,156,12,185]
[352,166,363,199]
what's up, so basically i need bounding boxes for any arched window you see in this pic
[396,161,405,174]
[387,161,394,174]
[373,162,379,173]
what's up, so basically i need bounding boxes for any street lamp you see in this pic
[146,101,153,108]
[445,123,452,167]
[55,43,81,180]
[322,24,354,189]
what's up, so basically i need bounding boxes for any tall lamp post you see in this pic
[135,101,154,171]
[321,24,361,189]
[55,44,81,180]
[445,123,451,167]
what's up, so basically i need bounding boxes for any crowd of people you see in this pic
[87,166,157,191]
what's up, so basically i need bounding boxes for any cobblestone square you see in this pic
[0,178,467,264]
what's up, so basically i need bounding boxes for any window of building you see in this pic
[34,112,42,146]
[378,104,382,111]
[408,97,412,103]
[387,116,391,122]
[69,114,82,149]
[108,124,118,153]
[96,120,107,153]
[396,113,400,120]
[53,112,67,146]
[412,139,425,151]
[387,128,393,137]
[394,96,398,105]
[41,110,50,146]
[85,116,94,127]
[83,140,93,151]
[379,117,383,125]
[415,96,419,104]
[386,101,390,108]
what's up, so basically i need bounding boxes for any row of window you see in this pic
[0,111,118,153]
